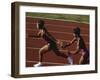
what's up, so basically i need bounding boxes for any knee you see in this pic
[39,48,44,55]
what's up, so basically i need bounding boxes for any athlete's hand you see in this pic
[57,40,60,44]
[61,41,65,48]
[61,41,69,48]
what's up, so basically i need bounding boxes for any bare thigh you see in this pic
[39,44,51,54]
[38,44,51,62]
[79,51,89,64]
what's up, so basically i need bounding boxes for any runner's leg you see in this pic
[67,51,73,65]
[39,44,51,62]
[34,44,51,67]
[53,47,73,65]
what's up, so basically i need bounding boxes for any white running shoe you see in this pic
[67,52,73,65]
[34,62,42,67]
[67,56,73,65]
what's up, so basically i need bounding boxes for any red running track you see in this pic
[26,17,89,67]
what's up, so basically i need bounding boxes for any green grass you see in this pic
[26,12,89,23]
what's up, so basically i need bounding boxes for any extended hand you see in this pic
[61,41,69,48]
[57,40,61,44]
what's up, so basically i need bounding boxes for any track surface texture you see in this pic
[26,17,89,67]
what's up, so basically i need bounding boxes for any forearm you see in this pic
[66,42,71,46]
[61,42,71,48]
[63,38,76,48]
[73,49,80,55]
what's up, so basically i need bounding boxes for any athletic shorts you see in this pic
[49,41,57,49]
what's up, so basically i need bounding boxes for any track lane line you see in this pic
[26,61,66,65]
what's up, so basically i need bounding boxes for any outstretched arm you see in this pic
[72,38,80,55]
[68,37,77,45]
[62,37,76,48]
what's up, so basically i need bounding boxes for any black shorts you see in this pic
[49,41,57,49]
